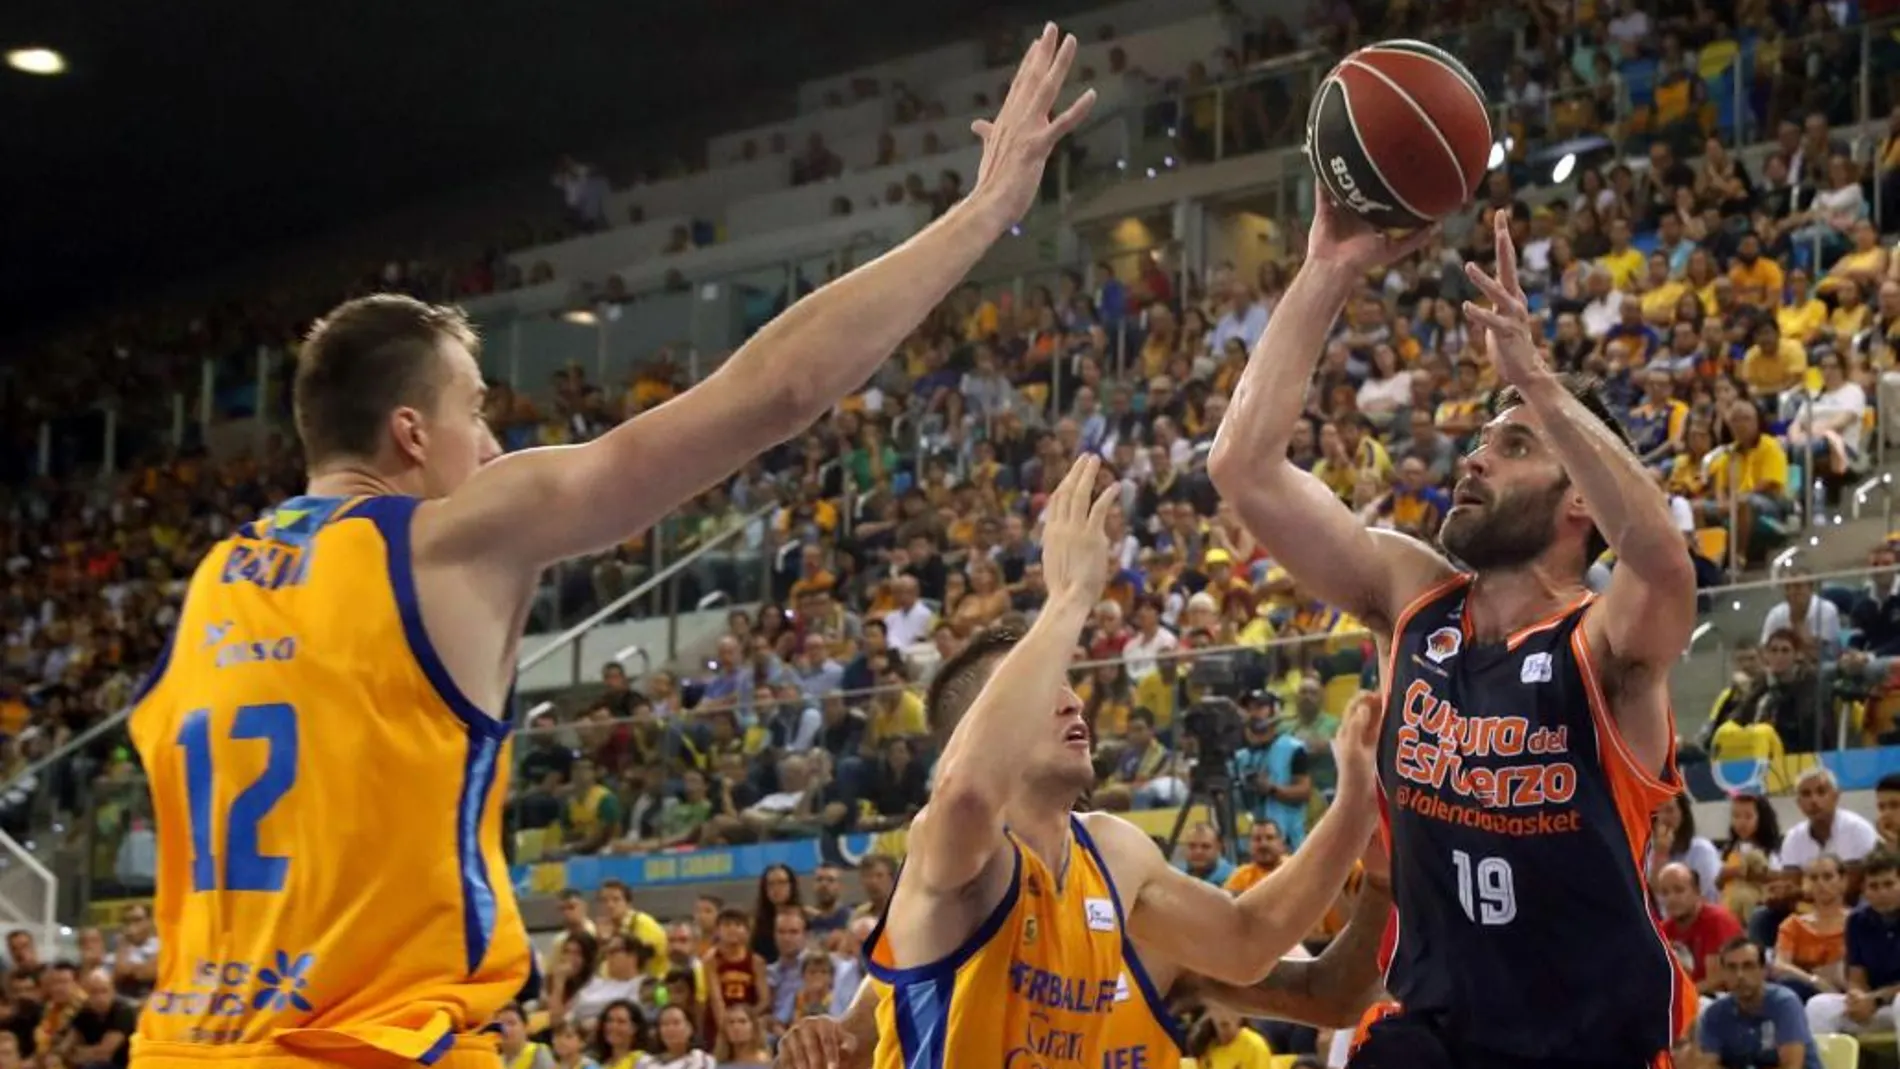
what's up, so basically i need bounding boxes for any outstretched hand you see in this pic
[1305,192,1438,275]
[1038,454,1118,603]
[1461,211,1546,389]
[970,24,1098,224]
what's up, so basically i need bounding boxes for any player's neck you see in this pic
[1465,565,1585,643]
[305,463,417,500]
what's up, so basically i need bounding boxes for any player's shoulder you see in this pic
[1365,529,1460,631]
[1075,811,1168,872]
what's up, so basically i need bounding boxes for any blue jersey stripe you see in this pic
[458,733,502,976]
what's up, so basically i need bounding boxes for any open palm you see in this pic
[969,24,1098,224]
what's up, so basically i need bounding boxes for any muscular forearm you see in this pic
[932,591,1093,816]
[720,194,1013,423]
[1192,875,1391,1027]
[1513,371,1688,579]
[1211,262,1359,468]
[1230,790,1378,982]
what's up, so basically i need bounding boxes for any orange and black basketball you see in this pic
[1306,39,1493,230]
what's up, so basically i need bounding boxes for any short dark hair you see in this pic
[1718,936,1761,962]
[859,853,898,877]
[1491,372,1632,564]
[715,907,751,928]
[1878,773,1900,794]
[1864,849,1900,881]
[294,294,478,466]
[924,624,1024,739]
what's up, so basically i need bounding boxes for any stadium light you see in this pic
[1551,153,1578,185]
[5,48,66,75]
[562,307,598,326]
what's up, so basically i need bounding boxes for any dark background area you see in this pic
[0,0,1089,336]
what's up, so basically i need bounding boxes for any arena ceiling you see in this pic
[0,0,1080,333]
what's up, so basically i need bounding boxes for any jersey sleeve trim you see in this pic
[863,838,1022,985]
[457,732,505,977]
[1071,814,1188,1053]
[351,496,510,742]
[1569,625,1678,804]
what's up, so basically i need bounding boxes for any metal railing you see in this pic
[517,501,780,697]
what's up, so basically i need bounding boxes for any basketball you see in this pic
[1306,39,1493,230]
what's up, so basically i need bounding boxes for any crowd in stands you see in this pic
[11,0,1900,1066]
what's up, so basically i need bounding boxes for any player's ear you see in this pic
[389,405,428,466]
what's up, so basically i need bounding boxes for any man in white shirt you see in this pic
[880,576,935,648]
[1121,596,1180,680]
[1781,767,1880,868]
[1580,267,1626,338]
[1209,280,1270,356]
[1759,569,1844,659]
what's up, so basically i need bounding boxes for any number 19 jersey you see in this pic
[1376,574,1694,1065]
[129,495,530,1069]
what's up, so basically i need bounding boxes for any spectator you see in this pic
[1192,1005,1275,1068]
[1759,571,1844,660]
[1699,939,1821,1069]
[1658,862,1745,1000]
[590,1001,649,1069]
[1807,851,1900,1036]
[1232,693,1312,849]
[1652,793,1723,902]
[60,969,136,1069]
[1174,822,1235,887]
[1782,767,1880,868]
[1772,854,1850,1001]
[710,1004,770,1066]
[1223,819,1287,894]
[1093,709,1185,810]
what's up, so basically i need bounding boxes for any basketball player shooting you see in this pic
[1207,205,1699,1069]
[122,25,1093,1069]
[858,452,1381,1069]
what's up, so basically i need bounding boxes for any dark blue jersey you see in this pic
[1375,574,1695,1064]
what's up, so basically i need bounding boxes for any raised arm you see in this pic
[907,456,1115,894]
[1462,211,1696,774]
[426,26,1095,573]
[1095,695,1382,986]
[1207,198,1450,633]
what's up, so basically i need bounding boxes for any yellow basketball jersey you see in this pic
[865,815,1131,1069]
[1084,819,1185,1069]
[128,495,530,1069]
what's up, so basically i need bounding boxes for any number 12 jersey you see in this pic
[1375,574,1695,1065]
[129,495,530,1069]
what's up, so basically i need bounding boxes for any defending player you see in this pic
[774,841,1393,1069]
[1207,205,1698,1068]
[123,25,1095,1069]
[859,453,1380,1069]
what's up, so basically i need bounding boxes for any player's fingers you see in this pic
[1087,481,1119,532]
[1050,454,1085,520]
[971,119,995,140]
[818,1023,841,1069]
[1033,32,1081,116]
[1046,87,1097,142]
[1493,211,1523,298]
[1460,264,1521,315]
[1068,455,1101,523]
[1004,24,1058,114]
[1461,303,1519,339]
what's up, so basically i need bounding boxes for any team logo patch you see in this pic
[1084,898,1117,933]
[1023,917,1038,946]
[1519,652,1553,684]
[1424,626,1462,664]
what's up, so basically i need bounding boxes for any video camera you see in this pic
[1180,696,1245,789]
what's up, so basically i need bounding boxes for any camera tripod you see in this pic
[1161,771,1245,867]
